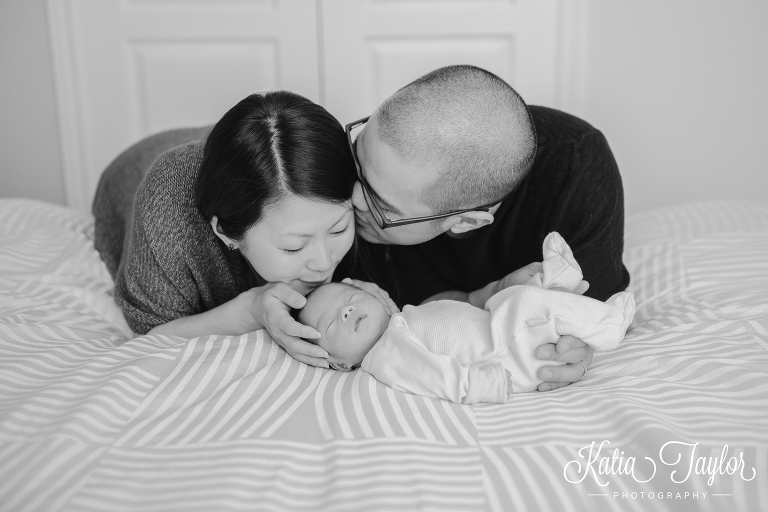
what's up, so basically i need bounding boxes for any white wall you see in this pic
[1,1,766,215]
[0,0,64,205]
[581,0,768,213]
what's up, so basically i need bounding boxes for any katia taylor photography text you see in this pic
[564,440,757,487]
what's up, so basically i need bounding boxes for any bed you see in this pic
[1,197,766,512]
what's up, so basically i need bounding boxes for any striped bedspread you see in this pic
[1,198,766,512]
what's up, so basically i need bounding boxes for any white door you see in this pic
[48,0,582,212]
[320,0,564,125]
[47,0,320,212]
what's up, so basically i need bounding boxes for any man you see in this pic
[347,65,630,391]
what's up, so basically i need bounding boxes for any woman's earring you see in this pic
[227,244,235,251]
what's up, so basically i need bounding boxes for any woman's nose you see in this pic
[341,305,355,322]
[307,243,333,272]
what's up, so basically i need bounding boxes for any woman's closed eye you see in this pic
[331,226,349,236]
[281,224,349,254]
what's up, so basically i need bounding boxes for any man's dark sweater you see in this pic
[352,106,630,307]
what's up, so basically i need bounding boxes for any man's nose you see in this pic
[351,181,369,212]
[341,305,355,322]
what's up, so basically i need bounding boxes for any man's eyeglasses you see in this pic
[345,116,492,230]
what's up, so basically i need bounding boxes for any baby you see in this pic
[298,233,635,404]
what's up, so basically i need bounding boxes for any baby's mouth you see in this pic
[354,314,367,331]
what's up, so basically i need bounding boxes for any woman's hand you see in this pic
[342,278,400,315]
[250,282,329,368]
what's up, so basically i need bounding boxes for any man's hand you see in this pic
[462,262,544,308]
[534,276,591,391]
[495,262,543,291]
[535,336,594,391]
[342,278,400,315]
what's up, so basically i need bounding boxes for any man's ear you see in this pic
[210,215,238,249]
[441,210,495,235]
[328,360,352,372]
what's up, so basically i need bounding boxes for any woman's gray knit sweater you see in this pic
[93,128,260,334]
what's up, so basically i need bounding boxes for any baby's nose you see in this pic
[341,305,355,322]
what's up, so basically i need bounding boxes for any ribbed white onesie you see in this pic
[361,233,635,403]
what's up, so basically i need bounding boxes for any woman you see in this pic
[93,91,394,368]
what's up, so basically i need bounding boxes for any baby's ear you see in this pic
[328,360,352,372]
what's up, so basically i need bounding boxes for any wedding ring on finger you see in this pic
[578,361,588,379]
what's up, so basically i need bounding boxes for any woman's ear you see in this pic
[328,360,352,372]
[210,215,237,249]
[441,210,495,235]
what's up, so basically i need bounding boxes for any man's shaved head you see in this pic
[376,65,536,213]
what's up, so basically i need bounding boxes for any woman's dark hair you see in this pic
[196,91,356,240]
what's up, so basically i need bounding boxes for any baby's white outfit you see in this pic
[360,233,635,404]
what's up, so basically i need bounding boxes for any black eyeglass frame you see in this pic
[345,116,493,230]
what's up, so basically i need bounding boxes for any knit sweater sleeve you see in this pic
[113,142,247,335]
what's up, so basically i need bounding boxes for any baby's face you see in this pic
[299,283,391,370]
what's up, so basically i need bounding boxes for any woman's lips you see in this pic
[300,278,330,288]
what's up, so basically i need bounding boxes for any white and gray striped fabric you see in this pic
[1,198,766,512]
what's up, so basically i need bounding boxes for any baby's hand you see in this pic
[505,369,513,395]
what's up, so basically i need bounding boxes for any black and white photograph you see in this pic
[1,1,766,511]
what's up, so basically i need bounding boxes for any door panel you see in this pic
[320,0,561,124]
[48,0,576,211]
[47,0,319,211]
